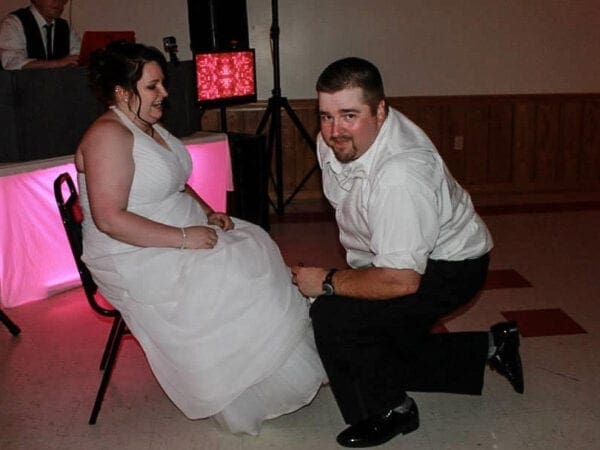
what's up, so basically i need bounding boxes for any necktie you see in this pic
[44,23,53,59]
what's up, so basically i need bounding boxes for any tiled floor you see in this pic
[1,200,600,449]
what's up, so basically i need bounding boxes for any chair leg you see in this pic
[89,316,127,425]
[99,317,121,370]
[0,309,21,336]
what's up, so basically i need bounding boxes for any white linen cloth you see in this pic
[78,108,325,434]
[317,107,493,273]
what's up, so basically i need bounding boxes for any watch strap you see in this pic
[322,268,338,296]
[325,268,337,285]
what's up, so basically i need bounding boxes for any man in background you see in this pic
[0,0,80,70]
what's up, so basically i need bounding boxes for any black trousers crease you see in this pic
[310,253,490,425]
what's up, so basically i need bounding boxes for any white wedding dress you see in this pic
[78,108,325,434]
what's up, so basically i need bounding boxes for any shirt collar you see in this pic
[30,5,55,27]
[319,112,393,191]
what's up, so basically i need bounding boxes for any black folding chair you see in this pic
[0,308,21,336]
[53,172,131,424]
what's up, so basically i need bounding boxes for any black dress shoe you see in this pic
[489,321,524,394]
[336,402,419,448]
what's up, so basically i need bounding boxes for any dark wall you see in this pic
[11,67,103,161]
[0,70,19,162]
[162,60,201,138]
[0,61,200,162]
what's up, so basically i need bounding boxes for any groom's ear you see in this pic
[376,100,386,127]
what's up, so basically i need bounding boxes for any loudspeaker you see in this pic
[227,132,270,231]
[187,0,249,53]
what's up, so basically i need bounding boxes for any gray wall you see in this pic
[2,0,599,99]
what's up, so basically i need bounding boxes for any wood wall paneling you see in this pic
[581,101,600,182]
[559,102,582,184]
[199,94,600,204]
[488,103,513,183]
[445,104,466,182]
[512,101,537,187]
[535,102,561,184]
[465,105,490,185]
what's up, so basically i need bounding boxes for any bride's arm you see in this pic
[79,118,218,249]
[184,184,234,231]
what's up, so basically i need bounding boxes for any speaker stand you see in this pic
[256,0,318,215]
[220,107,228,133]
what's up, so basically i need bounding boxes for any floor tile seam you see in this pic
[417,411,510,424]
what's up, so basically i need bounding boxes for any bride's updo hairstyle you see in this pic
[88,40,169,107]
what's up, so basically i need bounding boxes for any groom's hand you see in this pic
[291,265,328,298]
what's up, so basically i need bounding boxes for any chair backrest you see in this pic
[53,172,117,318]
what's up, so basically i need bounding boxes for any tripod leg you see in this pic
[278,98,319,206]
[256,100,274,135]
[281,98,316,152]
[271,100,285,215]
[256,95,317,212]
[266,112,282,213]
[283,164,320,208]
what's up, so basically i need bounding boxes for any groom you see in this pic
[292,57,524,448]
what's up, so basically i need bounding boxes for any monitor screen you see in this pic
[194,49,257,106]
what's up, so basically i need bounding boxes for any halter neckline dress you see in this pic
[77,107,325,434]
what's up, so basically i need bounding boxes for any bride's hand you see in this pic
[184,226,219,249]
[207,212,234,231]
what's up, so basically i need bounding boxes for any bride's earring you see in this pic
[115,87,129,104]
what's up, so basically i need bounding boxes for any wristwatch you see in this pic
[322,269,338,296]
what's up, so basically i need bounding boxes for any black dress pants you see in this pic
[310,253,490,425]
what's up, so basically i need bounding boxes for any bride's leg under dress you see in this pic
[213,328,326,435]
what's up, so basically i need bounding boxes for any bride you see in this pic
[74,40,325,435]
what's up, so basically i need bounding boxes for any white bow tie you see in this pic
[331,163,366,191]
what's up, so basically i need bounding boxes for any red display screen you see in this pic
[195,50,256,105]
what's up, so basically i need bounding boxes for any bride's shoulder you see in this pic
[84,111,132,141]
[78,111,134,160]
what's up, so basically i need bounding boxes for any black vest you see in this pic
[11,8,70,60]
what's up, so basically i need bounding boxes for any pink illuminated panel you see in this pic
[195,50,256,103]
[0,134,231,308]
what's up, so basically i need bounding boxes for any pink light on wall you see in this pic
[0,134,231,308]
[0,164,81,309]
[195,50,256,105]
[183,132,233,213]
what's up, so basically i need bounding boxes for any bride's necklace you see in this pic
[116,106,155,137]
[138,120,155,138]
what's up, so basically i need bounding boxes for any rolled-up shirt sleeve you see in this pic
[69,26,81,55]
[0,15,33,70]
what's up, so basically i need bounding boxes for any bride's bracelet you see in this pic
[180,227,187,250]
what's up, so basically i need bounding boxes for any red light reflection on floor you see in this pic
[502,308,587,337]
